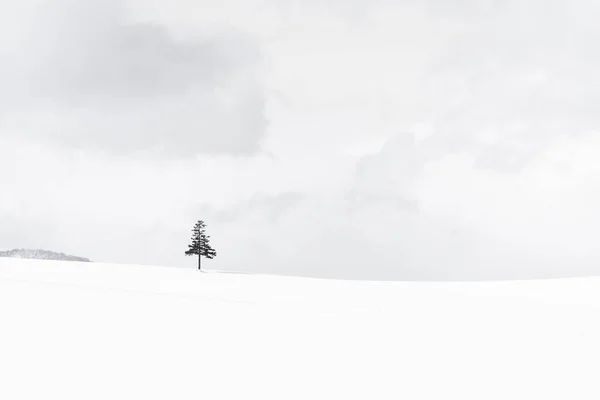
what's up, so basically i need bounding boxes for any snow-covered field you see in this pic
[1,258,599,399]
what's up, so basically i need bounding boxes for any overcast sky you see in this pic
[1,0,600,280]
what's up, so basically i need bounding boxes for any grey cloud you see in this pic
[345,191,419,213]
[414,0,600,173]
[193,192,304,224]
[348,133,423,211]
[278,0,372,20]
[0,216,59,251]
[473,142,538,174]
[21,4,260,103]
[0,0,266,157]
[246,192,304,222]
[260,206,484,281]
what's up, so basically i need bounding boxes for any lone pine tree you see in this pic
[185,220,217,270]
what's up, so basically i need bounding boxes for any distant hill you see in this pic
[0,248,91,262]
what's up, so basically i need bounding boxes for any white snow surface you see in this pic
[1,258,599,400]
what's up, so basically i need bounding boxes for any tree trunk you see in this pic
[198,253,202,271]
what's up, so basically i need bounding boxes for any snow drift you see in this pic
[1,257,599,399]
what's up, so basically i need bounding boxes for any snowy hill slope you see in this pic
[1,258,599,400]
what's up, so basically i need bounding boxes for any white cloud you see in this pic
[2,0,600,279]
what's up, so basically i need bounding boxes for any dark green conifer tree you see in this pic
[185,220,217,270]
